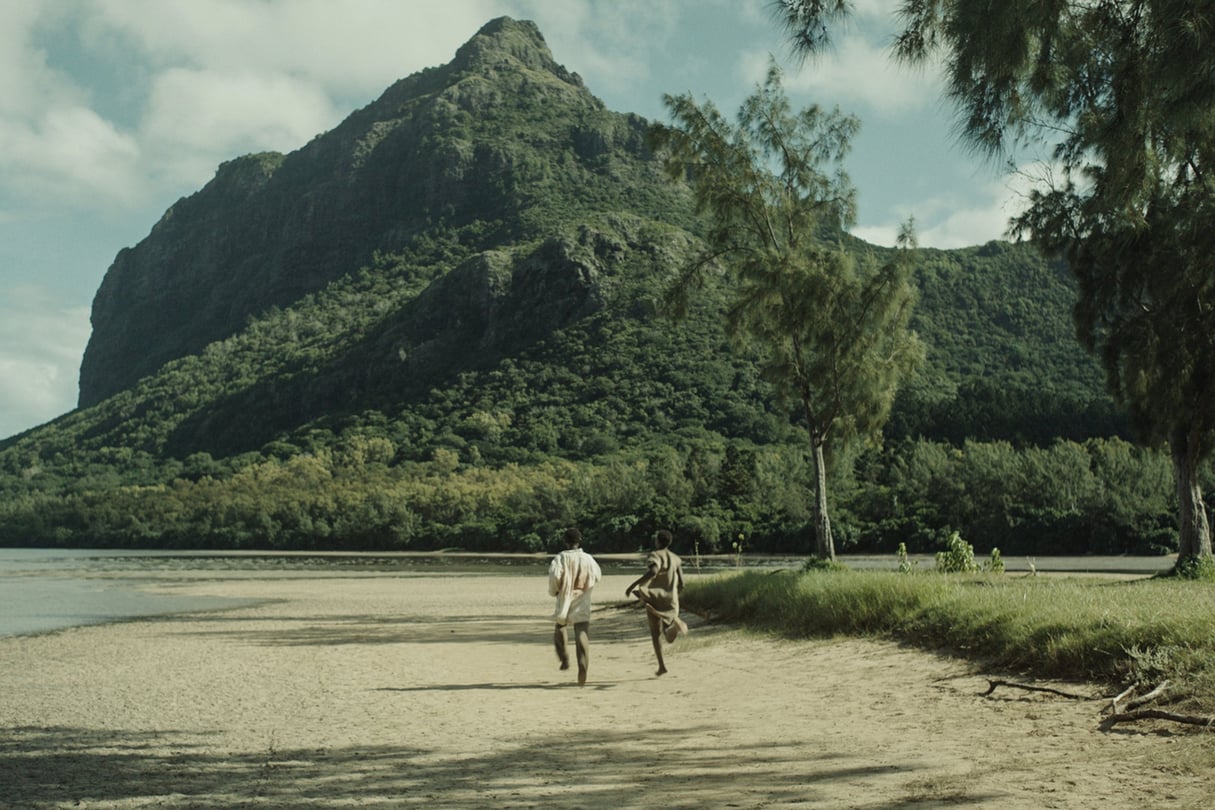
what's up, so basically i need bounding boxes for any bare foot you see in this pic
[559,660,570,670]
[656,667,668,676]
[578,669,587,686]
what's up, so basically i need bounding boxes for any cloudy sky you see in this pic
[0,0,1029,441]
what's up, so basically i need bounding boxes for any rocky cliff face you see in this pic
[79,17,678,407]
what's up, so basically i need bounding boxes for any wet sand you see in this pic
[0,572,1209,808]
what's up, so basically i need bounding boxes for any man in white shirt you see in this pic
[548,527,602,685]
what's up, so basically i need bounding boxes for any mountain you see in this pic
[1,18,1154,555]
[79,17,686,407]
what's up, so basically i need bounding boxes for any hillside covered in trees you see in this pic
[0,18,1182,557]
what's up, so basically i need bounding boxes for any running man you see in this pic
[548,527,602,686]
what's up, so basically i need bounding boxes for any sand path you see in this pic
[0,572,1209,808]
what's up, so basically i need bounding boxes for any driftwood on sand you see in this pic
[983,677,1215,729]
[1100,680,1215,729]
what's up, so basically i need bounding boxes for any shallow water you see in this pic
[0,576,243,638]
[0,549,263,638]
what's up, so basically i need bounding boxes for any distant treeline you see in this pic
[0,434,1183,556]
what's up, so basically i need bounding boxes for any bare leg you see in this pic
[553,624,569,670]
[647,611,667,676]
[574,621,590,685]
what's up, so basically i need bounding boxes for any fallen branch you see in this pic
[1106,679,1178,715]
[982,677,1215,729]
[1105,681,1139,714]
[981,679,1089,700]
[1102,708,1215,729]
[1124,680,1171,712]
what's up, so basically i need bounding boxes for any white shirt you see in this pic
[548,547,602,625]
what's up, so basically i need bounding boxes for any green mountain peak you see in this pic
[78,16,644,407]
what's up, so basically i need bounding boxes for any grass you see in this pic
[682,568,1215,715]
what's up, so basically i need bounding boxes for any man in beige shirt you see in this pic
[548,527,602,686]
[625,529,689,676]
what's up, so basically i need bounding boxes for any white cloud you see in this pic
[0,3,78,117]
[0,106,143,207]
[908,203,1014,250]
[0,4,145,211]
[735,0,947,116]
[0,287,92,440]
[84,0,504,97]
[140,68,338,185]
[741,33,941,115]
[852,175,1034,249]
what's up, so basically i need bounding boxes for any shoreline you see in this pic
[2,570,1208,808]
[0,545,1177,573]
[0,548,1171,640]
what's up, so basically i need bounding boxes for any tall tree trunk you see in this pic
[1171,429,1212,562]
[809,427,835,560]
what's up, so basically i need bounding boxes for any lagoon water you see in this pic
[0,548,256,639]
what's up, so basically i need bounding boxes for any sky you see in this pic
[0,0,1032,442]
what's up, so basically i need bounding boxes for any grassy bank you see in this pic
[683,569,1215,714]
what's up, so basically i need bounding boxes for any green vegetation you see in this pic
[0,427,1185,555]
[684,568,1215,712]
[776,1,1215,569]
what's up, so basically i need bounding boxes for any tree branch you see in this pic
[981,679,1091,700]
[1102,708,1215,729]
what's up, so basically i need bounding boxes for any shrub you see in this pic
[1170,554,1215,582]
[896,541,917,573]
[935,531,979,573]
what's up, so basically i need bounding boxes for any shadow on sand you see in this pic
[1,722,1011,809]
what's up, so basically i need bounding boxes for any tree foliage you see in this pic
[649,64,923,558]
[776,0,1215,566]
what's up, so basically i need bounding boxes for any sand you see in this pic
[1,571,1211,809]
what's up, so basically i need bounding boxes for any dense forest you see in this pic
[0,18,1191,557]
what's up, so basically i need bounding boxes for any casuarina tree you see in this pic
[650,63,922,559]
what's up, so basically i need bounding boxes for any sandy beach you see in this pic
[1,570,1210,809]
